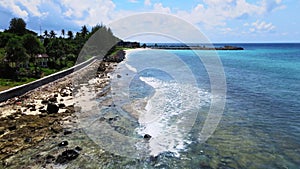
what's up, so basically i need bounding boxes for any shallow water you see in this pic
[99,44,300,168]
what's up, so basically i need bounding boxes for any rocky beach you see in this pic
[0,57,121,168]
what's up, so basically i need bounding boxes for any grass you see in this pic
[0,77,37,92]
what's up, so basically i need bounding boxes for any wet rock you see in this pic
[58,141,68,147]
[56,149,79,164]
[144,134,152,140]
[47,103,59,114]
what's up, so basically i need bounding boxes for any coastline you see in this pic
[0,58,119,167]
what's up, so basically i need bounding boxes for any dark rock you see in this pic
[30,108,36,111]
[117,74,121,78]
[24,137,32,143]
[149,155,158,162]
[54,94,58,97]
[8,125,17,131]
[144,134,152,140]
[58,141,68,147]
[39,109,47,114]
[61,93,69,97]
[39,106,44,109]
[47,103,59,114]
[56,149,79,164]
[75,146,82,151]
[0,127,5,135]
[41,100,48,104]
[58,103,65,108]
[46,155,55,164]
[60,99,64,101]
[48,97,57,103]
[63,130,72,135]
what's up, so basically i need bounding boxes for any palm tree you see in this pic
[43,30,49,38]
[61,29,65,38]
[49,30,56,38]
[67,30,73,39]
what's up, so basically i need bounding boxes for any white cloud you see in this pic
[176,0,284,28]
[249,20,276,33]
[153,3,171,13]
[60,0,116,26]
[0,1,29,19]
[0,0,47,19]
[144,0,151,6]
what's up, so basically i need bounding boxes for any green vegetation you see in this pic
[0,17,121,91]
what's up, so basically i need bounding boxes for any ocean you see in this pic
[94,43,300,168]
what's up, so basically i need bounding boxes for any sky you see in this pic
[0,0,299,43]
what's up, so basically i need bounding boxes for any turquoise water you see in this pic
[82,44,300,169]
[101,43,300,168]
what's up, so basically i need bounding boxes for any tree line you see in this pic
[0,17,118,80]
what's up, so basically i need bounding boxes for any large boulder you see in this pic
[47,103,59,114]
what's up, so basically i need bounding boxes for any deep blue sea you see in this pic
[107,43,300,168]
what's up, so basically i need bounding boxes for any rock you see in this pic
[60,93,69,97]
[8,124,17,131]
[54,94,58,97]
[55,149,79,164]
[58,103,65,108]
[30,108,36,111]
[58,141,68,147]
[41,100,48,104]
[46,155,55,164]
[63,130,72,135]
[117,74,121,78]
[47,103,59,114]
[75,146,82,151]
[48,97,57,103]
[144,134,152,140]
[24,137,32,143]
[39,106,44,109]
[0,127,5,135]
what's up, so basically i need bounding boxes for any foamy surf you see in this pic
[135,76,211,157]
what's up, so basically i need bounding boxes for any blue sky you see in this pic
[0,0,299,42]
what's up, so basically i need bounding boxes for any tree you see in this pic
[43,30,49,38]
[49,30,56,38]
[67,30,73,39]
[8,18,26,36]
[23,34,45,76]
[81,25,89,38]
[61,29,65,38]
[5,37,28,68]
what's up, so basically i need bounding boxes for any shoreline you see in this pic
[0,58,119,167]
